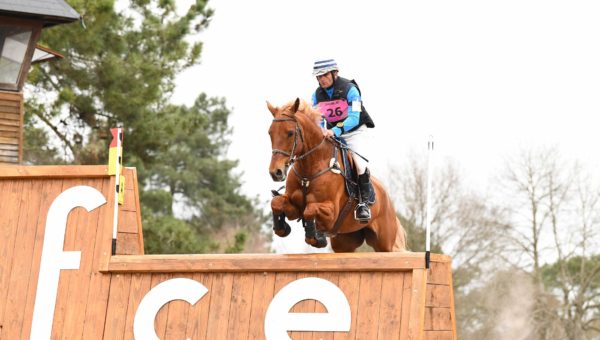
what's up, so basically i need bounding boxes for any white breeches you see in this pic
[341,125,370,175]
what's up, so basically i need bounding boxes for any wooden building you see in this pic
[0,0,80,163]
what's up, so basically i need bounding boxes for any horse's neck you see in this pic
[296,116,334,169]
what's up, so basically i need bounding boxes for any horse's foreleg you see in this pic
[271,194,299,238]
[302,202,336,248]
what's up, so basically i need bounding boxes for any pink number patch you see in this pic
[317,100,349,123]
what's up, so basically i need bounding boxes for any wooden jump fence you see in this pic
[0,165,457,339]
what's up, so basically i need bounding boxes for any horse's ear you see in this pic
[291,97,301,114]
[266,101,278,116]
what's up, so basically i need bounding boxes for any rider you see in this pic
[311,58,376,221]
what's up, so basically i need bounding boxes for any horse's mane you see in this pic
[279,98,322,127]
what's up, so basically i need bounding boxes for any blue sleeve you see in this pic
[311,92,317,107]
[337,86,361,135]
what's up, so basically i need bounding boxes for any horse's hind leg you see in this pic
[364,219,407,252]
[330,230,366,252]
[303,202,335,248]
[303,218,327,248]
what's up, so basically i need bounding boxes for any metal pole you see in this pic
[425,135,434,269]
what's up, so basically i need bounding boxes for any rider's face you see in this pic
[317,72,334,88]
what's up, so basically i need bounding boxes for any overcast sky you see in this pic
[171,0,600,252]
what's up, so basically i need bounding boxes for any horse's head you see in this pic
[267,98,321,182]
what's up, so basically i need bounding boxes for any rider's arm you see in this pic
[333,86,361,136]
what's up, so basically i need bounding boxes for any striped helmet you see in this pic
[312,58,339,76]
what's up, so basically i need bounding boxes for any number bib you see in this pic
[317,99,349,124]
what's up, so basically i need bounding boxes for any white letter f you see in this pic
[30,186,106,340]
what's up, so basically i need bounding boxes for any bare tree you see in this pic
[498,147,600,340]
[387,153,508,280]
[386,152,510,340]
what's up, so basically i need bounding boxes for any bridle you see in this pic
[271,113,326,168]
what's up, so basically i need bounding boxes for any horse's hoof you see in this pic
[305,237,328,248]
[274,222,291,237]
[314,237,328,248]
[273,213,291,237]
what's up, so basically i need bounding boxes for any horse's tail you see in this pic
[392,216,408,252]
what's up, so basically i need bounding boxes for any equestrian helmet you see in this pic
[312,58,339,77]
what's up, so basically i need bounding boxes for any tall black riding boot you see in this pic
[355,168,374,222]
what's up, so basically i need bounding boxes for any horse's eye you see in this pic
[287,131,294,138]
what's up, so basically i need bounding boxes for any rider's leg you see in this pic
[344,126,374,221]
[356,168,373,221]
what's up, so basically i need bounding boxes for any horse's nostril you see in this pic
[276,169,283,177]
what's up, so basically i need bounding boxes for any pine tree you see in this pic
[24,0,268,253]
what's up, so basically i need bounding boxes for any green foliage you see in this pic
[541,255,600,290]
[24,0,267,254]
[142,214,218,254]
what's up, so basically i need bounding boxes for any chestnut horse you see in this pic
[268,98,406,252]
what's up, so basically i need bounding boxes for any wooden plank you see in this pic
[103,273,133,340]
[22,179,65,339]
[225,272,255,339]
[333,272,360,340]
[428,261,450,285]
[425,285,452,308]
[60,179,105,339]
[377,272,405,340]
[424,307,453,331]
[81,177,112,339]
[128,168,145,254]
[290,272,316,340]
[205,273,234,340]
[273,272,298,339]
[0,120,19,128]
[51,179,87,339]
[0,179,24,340]
[116,232,142,255]
[0,107,20,116]
[0,149,19,159]
[247,272,276,340]
[0,91,22,101]
[311,271,339,340]
[107,252,427,273]
[1,180,43,339]
[151,273,172,339]
[408,269,427,340]
[354,272,383,340]
[0,155,18,163]
[122,274,153,340]
[424,330,455,340]
[120,189,137,211]
[99,175,117,271]
[185,273,214,340]
[399,271,413,340]
[0,99,20,107]
[118,210,139,233]
[0,165,109,179]
[0,134,19,143]
[163,275,194,340]
[445,260,458,340]
[0,142,18,149]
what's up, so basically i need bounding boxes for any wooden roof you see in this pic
[0,0,80,27]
